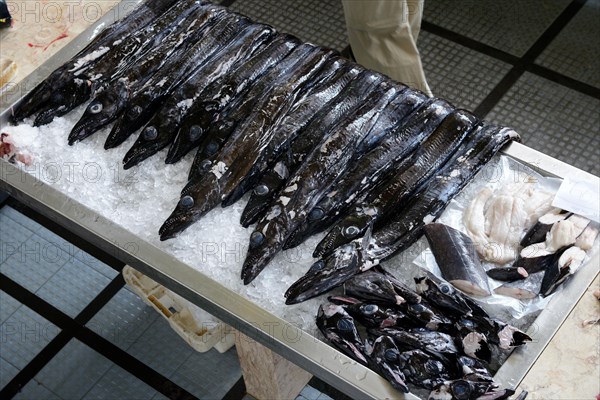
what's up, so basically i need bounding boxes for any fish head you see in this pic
[429,380,493,400]
[166,101,219,164]
[345,271,406,306]
[404,301,452,331]
[316,304,368,365]
[313,212,373,258]
[68,85,129,145]
[240,166,288,227]
[368,335,409,393]
[34,78,92,126]
[460,332,492,363]
[105,97,155,149]
[122,120,170,169]
[241,208,291,285]
[285,242,362,304]
[456,356,494,383]
[415,276,473,316]
[399,349,449,390]
[159,178,220,241]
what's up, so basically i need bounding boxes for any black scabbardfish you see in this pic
[285,125,520,304]
[159,44,334,240]
[314,100,465,259]
[284,90,429,249]
[12,0,178,123]
[220,56,358,207]
[105,11,243,149]
[32,0,208,126]
[121,24,276,169]
[239,68,382,228]
[68,4,226,144]
[165,34,301,164]
[241,81,403,285]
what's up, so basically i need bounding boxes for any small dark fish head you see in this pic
[408,328,459,355]
[285,242,362,304]
[399,349,449,390]
[34,79,92,126]
[166,101,218,164]
[313,212,373,258]
[68,85,129,145]
[316,304,368,365]
[368,336,409,393]
[105,99,153,149]
[429,380,493,400]
[415,276,473,316]
[404,301,452,331]
[456,356,494,383]
[241,211,290,285]
[122,119,171,169]
[240,166,287,227]
[344,302,408,329]
[159,177,220,241]
[345,270,407,306]
[12,81,52,123]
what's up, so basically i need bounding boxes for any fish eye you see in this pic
[384,349,399,362]
[188,125,202,141]
[440,284,452,294]
[410,304,425,312]
[342,225,360,238]
[142,126,158,141]
[179,195,194,209]
[128,105,142,119]
[205,141,219,155]
[89,102,103,114]
[250,231,265,248]
[361,304,378,315]
[336,318,353,332]
[254,184,269,196]
[308,208,325,221]
[199,159,212,170]
[425,360,443,375]
[450,380,471,399]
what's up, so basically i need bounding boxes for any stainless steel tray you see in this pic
[1,4,598,398]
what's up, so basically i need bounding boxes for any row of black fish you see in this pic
[12,0,520,301]
[316,268,529,398]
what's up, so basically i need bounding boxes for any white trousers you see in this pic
[342,0,433,96]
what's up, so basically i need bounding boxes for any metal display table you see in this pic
[1,3,599,398]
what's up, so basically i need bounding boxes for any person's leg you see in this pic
[342,0,432,96]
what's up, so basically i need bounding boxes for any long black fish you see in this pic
[12,0,178,123]
[159,44,334,240]
[68,3,227,144]
[220,56,358,206]
[284,90,430,249]
[33,0,208,126]
[314,105,474,259]
[105,11,243,149]
[239,69,382,228]
[285,125,520,304]
[241,82,403,284]
[122,23,276,169]
[165,34,301,164]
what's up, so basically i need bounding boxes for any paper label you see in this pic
[552,176,600,223]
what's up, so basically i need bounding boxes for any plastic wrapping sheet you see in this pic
[410,156,599,321]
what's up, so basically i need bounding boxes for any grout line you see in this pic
[470,0,590,118]
[4,199,125,273]
[74,274,126,324]
[0,274,199,400]
[421,0,599,104]
[0,331,73,400]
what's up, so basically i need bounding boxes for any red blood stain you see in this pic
[27,32,69,51]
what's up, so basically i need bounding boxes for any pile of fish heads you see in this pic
[485,210,596,298]
[14,0,521,297]
[317,268,528,398]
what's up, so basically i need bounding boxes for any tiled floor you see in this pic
[1,0,599,399]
